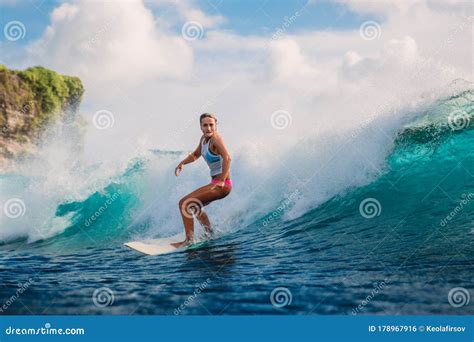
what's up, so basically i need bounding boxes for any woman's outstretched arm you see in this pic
[175,136,203,176]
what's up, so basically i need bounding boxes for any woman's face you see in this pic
[200,117,217,138]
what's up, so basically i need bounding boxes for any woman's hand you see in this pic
[213,180,225,188]
[175,163,184,177]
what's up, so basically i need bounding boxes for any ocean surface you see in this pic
[0,87,473,315]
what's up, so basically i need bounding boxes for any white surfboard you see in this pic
[124,233,208,256]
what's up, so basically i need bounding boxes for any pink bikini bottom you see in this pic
[211,179,233,188]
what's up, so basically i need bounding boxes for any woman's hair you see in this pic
[200,113,218,124]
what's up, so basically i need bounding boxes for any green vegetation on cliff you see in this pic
[0,65,84,164]
[0,65,84,135]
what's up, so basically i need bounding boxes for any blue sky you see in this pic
[0,0,62,43]
[0,0,470,179]
[0,0,374,44]
[195,0,373,34]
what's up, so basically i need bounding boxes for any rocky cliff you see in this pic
[0,65,84,171]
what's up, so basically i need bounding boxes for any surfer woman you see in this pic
[171,113,232,248]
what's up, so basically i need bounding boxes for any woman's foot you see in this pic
[171,240,192,248]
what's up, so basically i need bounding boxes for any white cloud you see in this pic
[337,0,427,17]
[384,36,419,65]
[1,0,472,237]
[268,38,318,83]
[50,2,78,21]
[147,0,226,28]
[175,3,225,27]
[1,0,471,165]
[27,0,193,94]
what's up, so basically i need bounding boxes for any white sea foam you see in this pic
[1,79,472,244]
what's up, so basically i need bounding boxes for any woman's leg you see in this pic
[175,184,213,243]
[172,184,231,247]
[197,210,212,236]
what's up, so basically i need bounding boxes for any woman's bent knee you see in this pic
[220,187,231,198]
